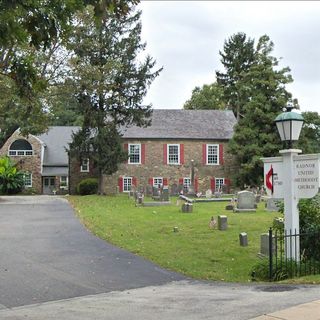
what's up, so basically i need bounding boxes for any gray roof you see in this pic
[42,166,69,176]
[37,126,78,166]
[122,109,236,140]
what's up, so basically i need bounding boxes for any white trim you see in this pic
[215,178,225,191]
[80,158,90,172]
[128,143,141,164]
[167,144,180,165]
[24,172,32,188]
[153,177,163,187]
[183,177,191,188]
[206,144,219,165]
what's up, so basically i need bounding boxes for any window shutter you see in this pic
[202,144,207,165]
[118,177,123,192]
[180,144,184,165]
[148,178,153,186]
[124,143,129,164]
[179,178,183,185]
[141,144,146,164]
[219,144,224,165]
[195,177,199,192]
[225,178,231,193]
[210,177,215,192]
[132,177,137,187]
[163,178,168,186]
[163,144,167,164]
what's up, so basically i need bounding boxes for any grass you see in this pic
[68,194,282,282]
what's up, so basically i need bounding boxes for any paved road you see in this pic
[0,196,319,320]
[0,196,184,308]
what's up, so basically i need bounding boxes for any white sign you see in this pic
[263,157,284,198]
[293,154,320,199]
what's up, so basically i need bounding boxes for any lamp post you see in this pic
[275,105,304,260]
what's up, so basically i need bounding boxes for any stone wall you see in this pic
[0,130,43,193]
[104,139,237,195]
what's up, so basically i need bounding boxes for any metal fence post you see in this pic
[269,227,273,281]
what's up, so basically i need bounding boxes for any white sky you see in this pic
[139,1,320,113]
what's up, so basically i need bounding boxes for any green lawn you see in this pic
[68,194,281,282]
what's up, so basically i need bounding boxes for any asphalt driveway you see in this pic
[0,196,184,308]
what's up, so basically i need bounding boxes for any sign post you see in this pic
[262,151,320,261]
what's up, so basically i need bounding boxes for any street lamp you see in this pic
[275,105,304,148]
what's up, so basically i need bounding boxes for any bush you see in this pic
[77,178,98,195]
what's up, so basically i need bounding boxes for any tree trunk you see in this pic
[98,169,105,195]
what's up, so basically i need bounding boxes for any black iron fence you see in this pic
[269,228,320,281]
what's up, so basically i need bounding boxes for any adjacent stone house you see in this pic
[70,109,237,195]
[1,109,237,195]
[0,126,77,194]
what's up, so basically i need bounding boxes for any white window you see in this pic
[123,177,132,192]
[80,158,89,172]
[183,177,191,188]
[60,176,68,188]
[153,177,163,187]
[207,144,219,165]
[128,144,141,164]
[24,173,32,187]
[168,144,180,165]
[9,139,33,156]
[215,178,224,192]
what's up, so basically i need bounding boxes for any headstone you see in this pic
[225,204,234,210]
[178,184,184,194]
[152,186,159,197]
[134,191,139,201]
[173,226,179,233]
[266,198,282,212]
[239,232,248,246]
[209,216,217,229]
[170,183,178,196]
[182,203,193,213]
[218,215,228,231]
[222,184,229,194]
[260,233,275,256]
[161,186,169,201]
[237,190,255,209]
[137,194,144,205]
[205,189,212,198]
[214,191,222,198]
[255,195,261,203]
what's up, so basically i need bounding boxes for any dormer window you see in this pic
[9,139,33,156]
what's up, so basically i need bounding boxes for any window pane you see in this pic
[168,145,179,164]
[207,145,218,164]
[129,144,140,163]
[123,177,132,192]
[24,173,32,187]
[215,178,224,191]
[153,177,163,187]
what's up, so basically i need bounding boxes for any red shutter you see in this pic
[132,177,137,187]
[179,178,183,185]
[195,177,199,192]
[124,143,129,164]
[141,144,146,164]
[148,178,153,186]
[225,178,231,193]
[219,144,224,165]
[163,178,168,186]
[202,144,207,165]
[118,177,123,192]
[163,144,167,164]
[180,144,184,165]
[210,177,215,192]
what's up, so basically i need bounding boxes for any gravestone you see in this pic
[137,194,144,205]
[255,195,261,203]
[260,233,275,256]
[161,186,169,201]
[235,190,256,212]
[218,215,228,231]
[182,203,193,213]
[170,183,178,196]
[222,184,229,194]
[214,191,222,198]
[266,198,282,212]
[209,216,217,229]
[178,184,184,194]
[225,203,234,210]
[239,232,248,247]
[205,189,212,198]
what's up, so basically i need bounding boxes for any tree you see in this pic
[68,7,162,194]
[297,111,320,154]
[228,35,296,187]
[0,0,139,135]
[216,32,255,120]
[183,82,226,110]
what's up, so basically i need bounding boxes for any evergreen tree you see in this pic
[183,82,226,110]
[228,35,296,187]
[68,7,161,194]
[216,32,255,120]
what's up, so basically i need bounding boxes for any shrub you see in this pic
[0,156,25,194]
[77,178,98,195]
